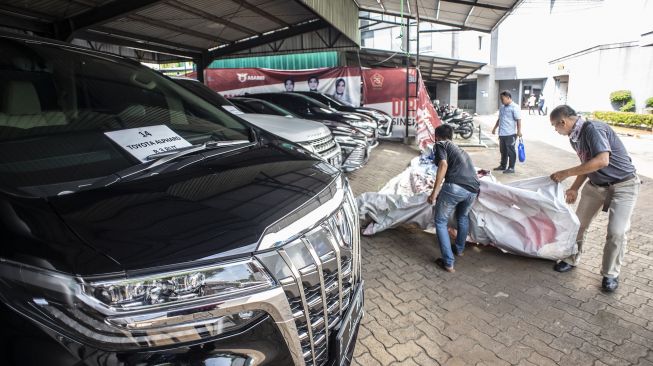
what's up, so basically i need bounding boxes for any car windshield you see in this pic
[0,37,251,194]
[310,93,345,107]
[236,99,296,117]
[293,94,330,109]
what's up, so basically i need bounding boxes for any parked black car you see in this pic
[172,78,343,169]
[0,33,363,366]
[293,92,393,138]
[244,93,379,147]
[230,97,370,172]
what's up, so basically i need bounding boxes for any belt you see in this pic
[592,173,637,188]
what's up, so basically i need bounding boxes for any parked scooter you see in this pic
[440,107,474,139]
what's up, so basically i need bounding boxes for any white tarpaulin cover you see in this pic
[470,176,579,260]
[357,156,437,235]
[357,158,580,260]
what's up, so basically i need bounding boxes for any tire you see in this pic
[458,126,473,139]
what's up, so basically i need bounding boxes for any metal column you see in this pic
[404,14,410,143]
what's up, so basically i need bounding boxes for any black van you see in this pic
[0,33,363,366]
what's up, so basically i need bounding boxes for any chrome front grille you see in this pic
[347,147,367,164]
[309,135,339,156]
[257,189,361,366]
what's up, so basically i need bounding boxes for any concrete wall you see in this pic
[457,99,476,112]
[435,82,458,106]
[475,67,498,115]
[550,44,653,113]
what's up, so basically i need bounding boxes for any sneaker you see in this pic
[435,258,455,273]
[493,166,506,171]
[503,168,515,174]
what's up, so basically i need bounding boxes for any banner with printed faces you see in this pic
[202,67,361,107]
[362,68,440,149]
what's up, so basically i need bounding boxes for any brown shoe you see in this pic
[435,258,455,273]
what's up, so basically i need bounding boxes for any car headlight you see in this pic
[0,258,274,351]
[334,134,367,147]
[346,120,368,129]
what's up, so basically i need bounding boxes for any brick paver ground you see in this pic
[347,122,653,365]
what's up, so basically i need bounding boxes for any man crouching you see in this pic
[428,125,480,273]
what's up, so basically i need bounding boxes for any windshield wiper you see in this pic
[145,139,251,168]
[56,140,253,195]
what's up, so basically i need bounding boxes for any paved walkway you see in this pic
[346,124,653,365]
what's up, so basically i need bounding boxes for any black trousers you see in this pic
[499,134,517,169]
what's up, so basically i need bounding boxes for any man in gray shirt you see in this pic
[549,105,640,292]
[492,90,522,174]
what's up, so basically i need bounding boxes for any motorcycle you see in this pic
[441,107,475,139]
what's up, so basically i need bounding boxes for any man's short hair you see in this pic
[549,105,577,120]
[284,78,294,85]
[500,90,512,99]
[434,124,454,141]
[308,76,319,83]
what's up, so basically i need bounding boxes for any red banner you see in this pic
[201,67,361,107]
[192,66,438,149]
[362,68,439,149]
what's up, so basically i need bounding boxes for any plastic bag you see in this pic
[518,137,526,162]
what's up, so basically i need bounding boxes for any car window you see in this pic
[248,100,293,117]
[316,93,345,107]
[230,100,257,113]
[0,38,251,193]
[294,94,329,109]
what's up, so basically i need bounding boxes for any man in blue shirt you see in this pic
[492,91,522,174]
[549,105,640,292]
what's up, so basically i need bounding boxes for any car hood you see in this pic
[46,144,339,274]
[239,114,332,143]
[0,195,121,275]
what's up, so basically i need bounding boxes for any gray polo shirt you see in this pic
[498,102,521,136]
[571,120,636,185]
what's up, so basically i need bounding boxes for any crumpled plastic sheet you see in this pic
[469,176,579,260]
[357,156,580,261]
[357,156,436,235]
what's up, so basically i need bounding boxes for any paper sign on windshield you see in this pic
[105,125,192,162]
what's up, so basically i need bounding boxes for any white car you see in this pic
[174,77,342,168]
[237,113,342,167]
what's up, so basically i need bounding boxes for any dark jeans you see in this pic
[499,134,517,169]
[434,183,478,267]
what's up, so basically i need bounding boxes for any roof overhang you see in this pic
[346,48,485,83]
[356,0,523,32]
[0,0,360,63]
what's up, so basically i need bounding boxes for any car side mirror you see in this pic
[248,127,258,142]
